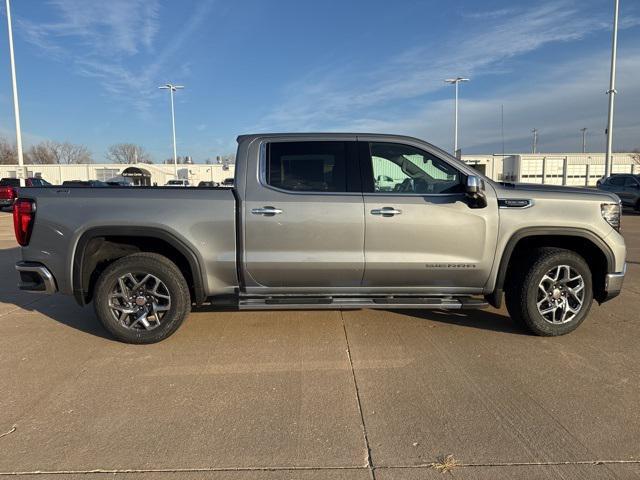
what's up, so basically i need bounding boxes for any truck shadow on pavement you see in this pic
[388,308,529,335]
[0,247,114,341]
[2,244,527,340]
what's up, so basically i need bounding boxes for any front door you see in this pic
[243,140,364,290]
[359,140,499,291]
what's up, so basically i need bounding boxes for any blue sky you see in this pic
[1,0,639,163]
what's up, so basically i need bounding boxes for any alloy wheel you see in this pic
[536,265,585,324]
[108,272,171,330]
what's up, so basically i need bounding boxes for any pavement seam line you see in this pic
[340,311,375,480]
[1,461,639,477]
[375,459,640,469]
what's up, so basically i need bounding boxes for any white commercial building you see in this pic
[0,163,235,186]
[462,152,638,186]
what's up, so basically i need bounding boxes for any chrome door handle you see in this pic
[370,207,402,216]
[251,206,283,216]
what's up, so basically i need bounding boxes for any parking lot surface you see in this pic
[0,211,639,479]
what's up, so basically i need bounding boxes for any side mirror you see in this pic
[466,175,481,194]
[465,175,487,209]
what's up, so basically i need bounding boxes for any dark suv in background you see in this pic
[598,174,640,211]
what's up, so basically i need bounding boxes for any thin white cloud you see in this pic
[16,0,215,115]
[330,48,640,153]
[257,0,640,150]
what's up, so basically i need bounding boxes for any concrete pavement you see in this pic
[0,212,638,479]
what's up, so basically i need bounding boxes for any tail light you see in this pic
[13,199,36,246]
[0,186,16,202]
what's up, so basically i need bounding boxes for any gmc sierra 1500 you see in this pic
[13,133,626,343]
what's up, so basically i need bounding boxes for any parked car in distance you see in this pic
[1,177,52,187]
[198,181,219,187]
[1,177,52,211]
[12,133,627,344]
[597,174,640,211]
[61,180,109,187]
[166,179,190,187]
[221,178,234,187]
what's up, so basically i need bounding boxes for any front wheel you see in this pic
[93,253,191,344]
[506,248,593,336]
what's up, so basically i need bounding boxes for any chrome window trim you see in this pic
[363,192,466,198]
[257,138,471,199]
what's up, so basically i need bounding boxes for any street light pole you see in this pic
[444,77,469,156]
[5,0,25,186]
[604,0,619,178]
[532,128,538,154]
[159,84,184,178]
[580,128,588,153]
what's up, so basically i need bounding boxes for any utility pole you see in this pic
[580,128,588,153]
[444,77,470,155]
[532,128,538,154]
[5,0,25,186]
[604,0,619,178]
[158,83,184,178]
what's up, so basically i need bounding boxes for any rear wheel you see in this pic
[93,253,191,344]
[506,248,593,336]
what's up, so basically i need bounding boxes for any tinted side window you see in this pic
[608,176,625,186]
[0,178,19,187]
[366,142,463,194]
[624,177,639,187]
[267,141,348,192]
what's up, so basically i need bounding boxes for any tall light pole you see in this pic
[580,127,588,153]
[158,83,184,178]
[5,0,25,186]
[444,77,469,156]
[604,0,619,178]
[532,128,538,154]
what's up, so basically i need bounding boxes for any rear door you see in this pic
[243,139,364,290]
[359,139,499,291]
[606,176,629,205]
[623,176,640,206]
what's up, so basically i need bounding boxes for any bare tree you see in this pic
[58,142,93,164]
[105,143,153,164]
[27,141,60,164]
[631,149,640,166]
[0,136,17,165]
[27,140,93,164]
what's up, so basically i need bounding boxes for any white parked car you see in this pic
[165,179,190,187]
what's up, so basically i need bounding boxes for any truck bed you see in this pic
[19,186,238,298]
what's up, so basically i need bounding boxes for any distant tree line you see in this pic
[1,135,237,166]
[0,136,153,165]
[0,136,92,165]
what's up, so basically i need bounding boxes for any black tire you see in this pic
[93,252,191,344]
[505,248,593,336]
[635,199,640,212]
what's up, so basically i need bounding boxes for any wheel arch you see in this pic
[488,227,614,307]
[72,227,207,306]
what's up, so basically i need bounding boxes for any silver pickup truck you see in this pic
[13,133,626,343]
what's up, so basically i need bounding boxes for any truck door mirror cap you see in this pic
[466,175,482,194]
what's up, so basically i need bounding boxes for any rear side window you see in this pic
[266,141,348,192]
[0,178,19,187]
[624,177,639,187]
[608,176,625,186]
